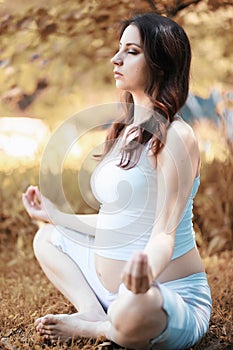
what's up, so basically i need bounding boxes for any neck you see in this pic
[131,92,153,125]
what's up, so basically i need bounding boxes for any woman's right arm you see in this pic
[53,211,97,237]
[22,185,97,237]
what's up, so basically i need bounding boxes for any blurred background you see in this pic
[0,0,232,256]
[0,2,232,349]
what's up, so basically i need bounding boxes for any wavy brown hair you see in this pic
[103,13,191,169]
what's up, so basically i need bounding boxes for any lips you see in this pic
[114,70,123,78]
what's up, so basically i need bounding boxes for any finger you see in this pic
[139,257,151,293]
[22,194,32,213]
[22,194,39,218]
[138,255,154,293]
[140,253,153,282]
[121,253,141,293]
[121,259,134,289]
[27,186,42,209]
[122,252,150,293]
[130,253,152,293]
[35,187,46,209]
[131,255,147,292]
[24,185,36,198]
[137,275,151,294]
[24,188,38,208]
[131,252,147,278]
[22,193,36,211]
[34,186,42,200]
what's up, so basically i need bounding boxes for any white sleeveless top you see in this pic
[91,140,198,261]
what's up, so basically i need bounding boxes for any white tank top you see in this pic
[91,139,198,261]
[91,141,157,260]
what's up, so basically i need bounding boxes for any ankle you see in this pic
[76,308,107,321]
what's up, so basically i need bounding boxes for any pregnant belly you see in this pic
[94,254,127,293]
[94,248,205,293]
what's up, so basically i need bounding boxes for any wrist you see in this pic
[48,206,59,224]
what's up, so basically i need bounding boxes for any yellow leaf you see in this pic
[17,64,38,94]
[16,236,24,251]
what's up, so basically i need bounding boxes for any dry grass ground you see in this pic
[0,219,232,350]
[0,119,232,349]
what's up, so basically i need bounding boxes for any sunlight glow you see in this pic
[0,117,49,159]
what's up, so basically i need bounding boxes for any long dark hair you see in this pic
[104,13,191,168]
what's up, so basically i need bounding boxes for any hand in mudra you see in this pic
[22,185,56,223]
[121,251,153,294]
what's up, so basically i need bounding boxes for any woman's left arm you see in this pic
[122,122,200,293]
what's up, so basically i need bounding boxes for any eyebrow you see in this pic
[119,42,142,48]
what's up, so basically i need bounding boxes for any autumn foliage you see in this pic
[0,0,233,349]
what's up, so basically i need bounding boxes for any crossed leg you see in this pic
[33,224,167,349]
[33,224,108,339]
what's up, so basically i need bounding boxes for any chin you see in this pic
[115,81,128,90]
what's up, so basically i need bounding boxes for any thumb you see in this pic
[34,186,43,201]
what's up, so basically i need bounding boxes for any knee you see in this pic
[110,316,148,349]
[108,300,148,346]
[108,288,165,348]
[33,224,53,260]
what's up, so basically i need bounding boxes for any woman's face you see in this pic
[111,25,149,94]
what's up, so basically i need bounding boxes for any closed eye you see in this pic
[128,50,139,55]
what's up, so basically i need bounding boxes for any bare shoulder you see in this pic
[147,118,200,174]
[166,118,199,153]
[156,118,200,177]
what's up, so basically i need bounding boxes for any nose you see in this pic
[111,52,123,66]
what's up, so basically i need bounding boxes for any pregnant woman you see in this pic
[22,13,212,350]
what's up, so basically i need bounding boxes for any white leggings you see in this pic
[51,225,212,350]
[51,225,119,310]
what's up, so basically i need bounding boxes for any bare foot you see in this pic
[35,309,106,329]
[35,312,109,342]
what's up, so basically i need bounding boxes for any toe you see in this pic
[42,324,56,331]
[35,321,43,333]
[35,317,43,326]
[42,314,57,325]
[41,328,53,336]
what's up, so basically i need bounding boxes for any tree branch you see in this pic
[168,0,203,17]
[144,0,157,12]
[144,0,204,17]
